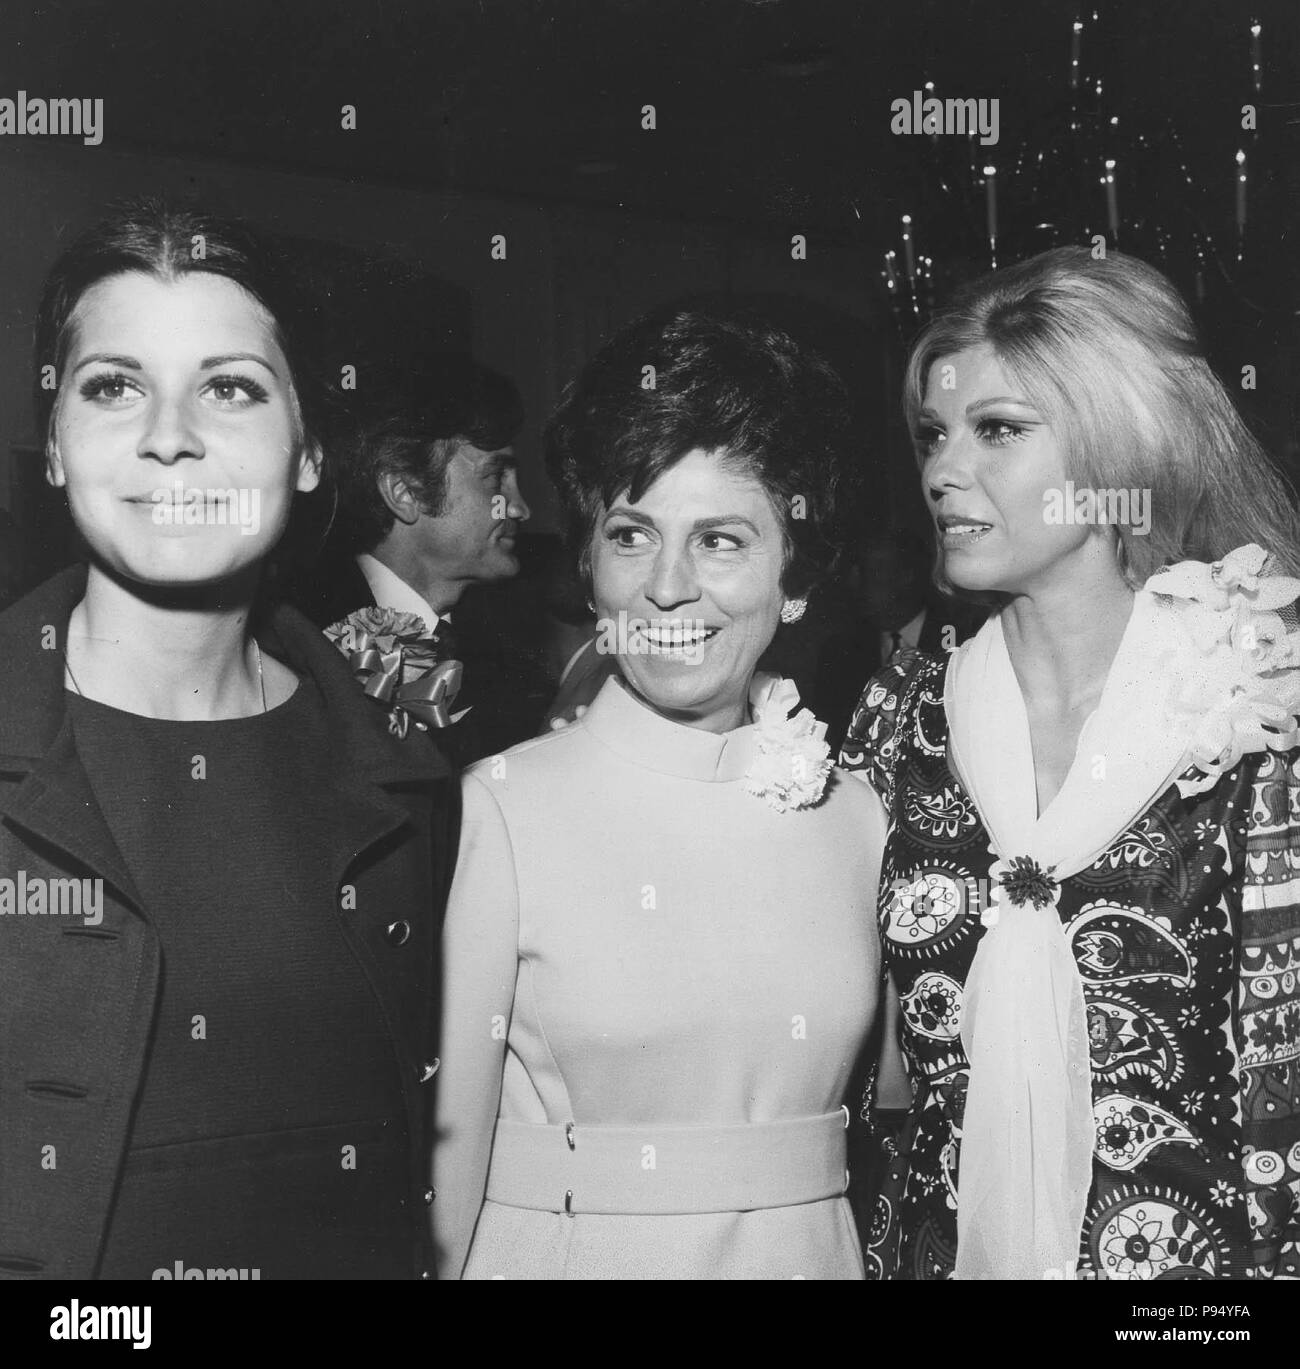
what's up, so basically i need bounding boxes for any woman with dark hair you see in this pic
[841,246,1300,1280]
[432,306,886,1279]
[0,200,456,1279]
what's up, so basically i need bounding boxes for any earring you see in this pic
[780,597,807,624]
[587,599,597,615]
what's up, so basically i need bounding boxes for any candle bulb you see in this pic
[1251,22,1262,94]
[1070,19,1082,91]
[1104,159,1118,238]
[984,165,998,257]
[1236,149,1247,236]
[901,215,916,281]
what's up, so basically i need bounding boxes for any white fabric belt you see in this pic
[484,1109,850,1216]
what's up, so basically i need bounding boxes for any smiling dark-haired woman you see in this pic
[432,305,886,1279]
[0,200,456,1279]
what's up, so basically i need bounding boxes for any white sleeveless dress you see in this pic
[434,675,886,1279]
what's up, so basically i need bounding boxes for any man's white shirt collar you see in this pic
[355,553,447,634]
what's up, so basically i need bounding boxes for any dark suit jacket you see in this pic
[290,555,376,636]
[0,567,458,1279]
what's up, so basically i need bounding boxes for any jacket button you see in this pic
[419,1059,440,1083]
[386,919,411,946]
[423,1188,436,1205]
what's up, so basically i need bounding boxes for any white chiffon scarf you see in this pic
[944,589,1195,1279]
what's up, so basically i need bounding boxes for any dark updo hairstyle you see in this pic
[545,304,854,600]
[32,197,330,457]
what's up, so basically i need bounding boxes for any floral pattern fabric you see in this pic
[841,648,1300,1280]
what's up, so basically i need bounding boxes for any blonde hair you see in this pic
[904,246,1300,584]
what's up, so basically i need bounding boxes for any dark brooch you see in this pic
[996,855,1059,909]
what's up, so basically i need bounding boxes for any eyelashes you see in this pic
[603,525,746,552]
[481,464,518,490]
[78,372,139,403]
[912,425,942,458]
[205,374,270,405]
[605,525,651,549]
[976,418,1028,446]
[913,418,1029,456]
[75,371,271,408]
[699,532,745,551]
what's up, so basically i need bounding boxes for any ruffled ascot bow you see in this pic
[324,607,470,740]
[946,544,1300,1281]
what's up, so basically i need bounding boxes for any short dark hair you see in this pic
[545,305,853,598]
[332,357,524,555]
[32,197,329,453]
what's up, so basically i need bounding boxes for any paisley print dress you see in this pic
[841,649,1300,1281]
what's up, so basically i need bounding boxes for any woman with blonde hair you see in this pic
[842,245,1300,1280]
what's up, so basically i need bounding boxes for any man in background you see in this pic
[295,357,530,763]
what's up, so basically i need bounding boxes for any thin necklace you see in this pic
[255,640,267,712]
[64,639,268,715]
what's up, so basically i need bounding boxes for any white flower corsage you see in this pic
[743,675,833,812]
[1146,544,1300,796]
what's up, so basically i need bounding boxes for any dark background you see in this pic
[1,0,1296,596]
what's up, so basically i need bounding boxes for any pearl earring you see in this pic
[780,598,808,624]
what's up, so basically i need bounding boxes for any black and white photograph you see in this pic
[0,0,1297,1339]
